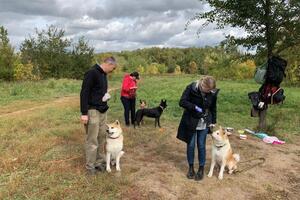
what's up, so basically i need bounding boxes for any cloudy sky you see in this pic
[0,0,245,52]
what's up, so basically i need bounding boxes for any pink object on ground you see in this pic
[263,136,285,145]
[272,140,285,145]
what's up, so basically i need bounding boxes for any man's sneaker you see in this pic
[95,164,105,172]
[86,168,98,175]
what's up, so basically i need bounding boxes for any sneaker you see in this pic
[95,164,106,172]
[86,168,98,175]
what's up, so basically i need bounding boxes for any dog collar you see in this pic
[215,143,226,149]
[160,106,165,110]
[107,135,120,139]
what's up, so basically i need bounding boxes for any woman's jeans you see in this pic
[120,96,136,126]
[187,128,209,167]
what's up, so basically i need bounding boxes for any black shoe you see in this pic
[195,166,204,181]
[95,164,105,172]
[186,166,195,179]
[86,168,98,175]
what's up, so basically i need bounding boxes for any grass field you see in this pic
[0,75,299,199]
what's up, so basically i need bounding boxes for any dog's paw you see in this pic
[106,168,111,173]
[218,174,223,180]
[207,172,213,178]
[116,167,121,171]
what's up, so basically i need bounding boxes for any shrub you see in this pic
[14,62,40,81]
[146,64,159,74]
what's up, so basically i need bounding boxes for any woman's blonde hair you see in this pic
[199,76,216,90]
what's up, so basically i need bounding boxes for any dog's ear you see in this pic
[140,99,142,104]
[219,126,225,134]
[115,120,120,125]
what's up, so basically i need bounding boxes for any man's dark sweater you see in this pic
[80,64,108,115]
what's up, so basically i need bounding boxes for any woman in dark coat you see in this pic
[177,76,219,181]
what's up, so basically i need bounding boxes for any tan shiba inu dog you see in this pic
[106,120,125,173]
[208,126,240,180]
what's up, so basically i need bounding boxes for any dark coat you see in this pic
[80,64,108,115]
[176,82,219,143]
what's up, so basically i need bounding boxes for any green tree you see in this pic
[189,0,300,57]
[0,26,15,81]
[190,0,300,130]
[70,37,94,79]
[20,25,71,78]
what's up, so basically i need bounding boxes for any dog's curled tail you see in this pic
[233,154,240,162]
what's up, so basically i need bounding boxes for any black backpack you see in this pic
[265,56,287,86]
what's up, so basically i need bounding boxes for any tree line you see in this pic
[0,24,299,84]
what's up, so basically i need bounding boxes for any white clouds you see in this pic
[0,0,245,52]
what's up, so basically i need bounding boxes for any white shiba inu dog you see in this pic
[106,120,125,173]
[208,126,240,180]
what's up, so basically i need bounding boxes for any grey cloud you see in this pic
[88,0,203,19]
[0,0,244,52]
[0,0,59,17]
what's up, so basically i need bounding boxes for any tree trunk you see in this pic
[258,109,267,130]
[265,0,272,58]
[259,0,272,130]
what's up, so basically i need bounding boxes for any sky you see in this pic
[0,0,246,52]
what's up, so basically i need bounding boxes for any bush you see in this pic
[136,65,145,74]
[146,64,159,74]
[14,63,40,81]
[174,65,181,74]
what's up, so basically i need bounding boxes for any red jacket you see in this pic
[121,74,137,98]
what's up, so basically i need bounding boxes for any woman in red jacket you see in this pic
[120,72,139,126]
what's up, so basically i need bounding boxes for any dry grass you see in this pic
[1,77,299,199]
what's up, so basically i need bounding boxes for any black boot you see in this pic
[186,165,195,179]
[195,166,204,181]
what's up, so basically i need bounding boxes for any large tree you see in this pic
[20,25,71,78]
[189,0,300,130]
[189,0,300,58]
[20,25,94,79]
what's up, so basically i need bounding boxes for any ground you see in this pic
[0,95,299,200]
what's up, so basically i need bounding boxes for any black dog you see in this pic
[134,99,167,128]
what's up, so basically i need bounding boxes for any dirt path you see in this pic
[121,124,300,200]
[0,87,119,118]
[0,96,78,118]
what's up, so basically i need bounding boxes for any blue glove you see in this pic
[195,106,202,113]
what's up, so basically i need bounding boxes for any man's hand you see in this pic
[81,115,88,124]
[102,93,111,102]
[208,124,215,134]
[209,124,215,128]
[195,105,203,113]
[258,102,264,109]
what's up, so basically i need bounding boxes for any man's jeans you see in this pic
[84,109,106,170]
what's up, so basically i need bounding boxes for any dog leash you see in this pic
[233,157,266,174]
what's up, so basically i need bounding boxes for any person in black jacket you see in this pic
[177,76,219,181]
[80,56,117,175]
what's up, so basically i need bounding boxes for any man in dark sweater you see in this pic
[80,56,117,175]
